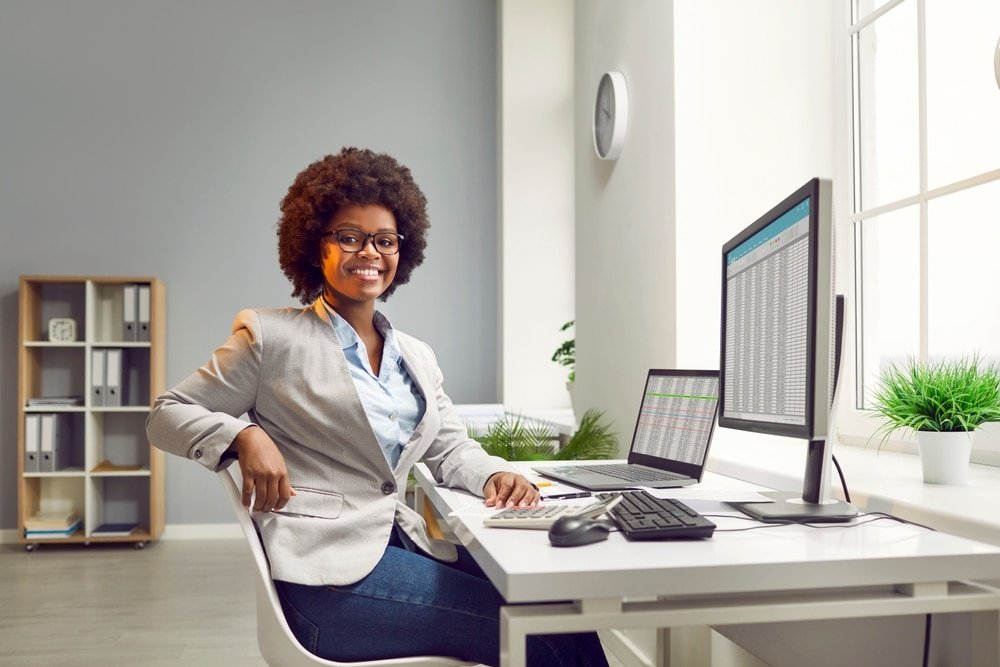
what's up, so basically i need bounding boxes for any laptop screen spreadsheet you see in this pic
[723,197,809,426]
[633,375,719,465]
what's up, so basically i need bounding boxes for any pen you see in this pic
[542,491,592,500]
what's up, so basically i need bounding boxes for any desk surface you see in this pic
[414,462,1000,605]
[709,432,1000,546]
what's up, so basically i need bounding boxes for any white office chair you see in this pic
[217,466,478,667]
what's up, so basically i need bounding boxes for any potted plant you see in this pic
[470,409,617,462]
[551,320,575,411]
[869,356,1000,484]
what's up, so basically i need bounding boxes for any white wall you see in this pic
[499,0,576,412]
[0,0,500,528]
[574,0,677,449]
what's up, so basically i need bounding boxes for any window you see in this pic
[848,0,1000,420]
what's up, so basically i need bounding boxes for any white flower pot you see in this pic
[566,381,577,419]
[915,431,974,485]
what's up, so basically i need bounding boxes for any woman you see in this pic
[147,147,608,666]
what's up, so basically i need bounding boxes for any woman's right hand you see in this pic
[233,425,296,512]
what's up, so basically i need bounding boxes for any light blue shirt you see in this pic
[324,305,426,469]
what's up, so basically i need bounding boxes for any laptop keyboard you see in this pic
[597,490,716,540]
[577,463,685,483]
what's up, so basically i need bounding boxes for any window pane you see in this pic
[928,180,1000,360]
[858,206,920,406]
[857,1,918,209]
[926,0,1000,188]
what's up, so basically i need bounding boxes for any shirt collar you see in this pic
[322,302,401,364]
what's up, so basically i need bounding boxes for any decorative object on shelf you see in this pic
[471,409,617,462]
[47,317,77,342]
[869,356,1000,484]
[593,71,629,160]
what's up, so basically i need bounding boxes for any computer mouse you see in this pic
[548,515,610,547]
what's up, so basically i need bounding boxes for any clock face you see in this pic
[593,72,628,160]
[594,74,616,158]
[48,318,77,342]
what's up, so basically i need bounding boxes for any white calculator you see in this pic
[483,494,623,530]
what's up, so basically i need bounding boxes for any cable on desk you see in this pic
[703,512,938,532]
[831,454,851,503]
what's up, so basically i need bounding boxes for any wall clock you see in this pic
[593,71,629,160]
[48,317,77,342]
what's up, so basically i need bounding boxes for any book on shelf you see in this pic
[27,396,84,407]
[24,509,80,531]
[25,520,82,539]
[91,522,139,537]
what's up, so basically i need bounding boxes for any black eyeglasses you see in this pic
[322,229,405,255]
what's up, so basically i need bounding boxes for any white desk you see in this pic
[413,462,1000,667]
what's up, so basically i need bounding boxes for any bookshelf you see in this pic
[17,275,165,550]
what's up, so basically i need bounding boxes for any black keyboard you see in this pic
[596,490,716,540]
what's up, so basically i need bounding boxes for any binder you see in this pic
[42,413,72,472]
[105,348,123,407]
[91,348,106,407]
[39,414,55,472]
[137,284,151,342]
[123,284,138,341]
[24,414,40,473]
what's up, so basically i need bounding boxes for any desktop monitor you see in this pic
[719,177,857,523]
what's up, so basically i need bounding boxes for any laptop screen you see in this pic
[629,370,720,475]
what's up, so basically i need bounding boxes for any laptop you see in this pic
[534,369,720,490]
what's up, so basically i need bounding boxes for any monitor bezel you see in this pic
[718,177,829,441]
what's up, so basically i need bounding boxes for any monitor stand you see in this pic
[729,492,858,523]
[729,437,858,523]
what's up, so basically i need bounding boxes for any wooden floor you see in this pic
[0,539,266,667]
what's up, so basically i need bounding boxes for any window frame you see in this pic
[836,0,1000,455]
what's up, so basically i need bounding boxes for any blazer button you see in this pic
[381,481,396,495]
[193,449,203,459]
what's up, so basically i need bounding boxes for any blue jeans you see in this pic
[275,528,609,667]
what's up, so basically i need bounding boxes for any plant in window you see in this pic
[869,356,1000,484]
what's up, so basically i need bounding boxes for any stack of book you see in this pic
[24,509,81,539]
[91,522,139,537]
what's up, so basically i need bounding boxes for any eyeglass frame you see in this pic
[321,229,406,256]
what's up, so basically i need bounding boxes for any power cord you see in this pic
[831,454,851,503]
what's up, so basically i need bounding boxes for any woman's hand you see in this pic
[483,472,540,509]
[232,426,296,512]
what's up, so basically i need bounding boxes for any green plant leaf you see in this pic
[867,355,1000,443]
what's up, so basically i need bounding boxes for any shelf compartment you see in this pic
[87,477,150,538]
[22,346,87,408]
[21,280,86,344]
[88,411,151,473]
[90,281,152,343]
[20,476,86,541]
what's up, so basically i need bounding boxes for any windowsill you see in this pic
[707,428,1000,547]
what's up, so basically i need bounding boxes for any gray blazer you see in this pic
[146,299,517,586]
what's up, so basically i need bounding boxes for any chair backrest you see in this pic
[217,466,476,667]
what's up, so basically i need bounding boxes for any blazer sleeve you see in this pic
[417,343,519,495]
[146,309,263,472]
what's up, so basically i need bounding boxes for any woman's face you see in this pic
[319,204,400,308]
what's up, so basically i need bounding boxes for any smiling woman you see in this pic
[146,147,608,666]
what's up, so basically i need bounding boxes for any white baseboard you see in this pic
[0,524,243,544]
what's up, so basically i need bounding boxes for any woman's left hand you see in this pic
[483,472,540,508]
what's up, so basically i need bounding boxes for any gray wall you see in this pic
[0,0,498,527]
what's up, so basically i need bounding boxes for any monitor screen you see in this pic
[720,178,833,442]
